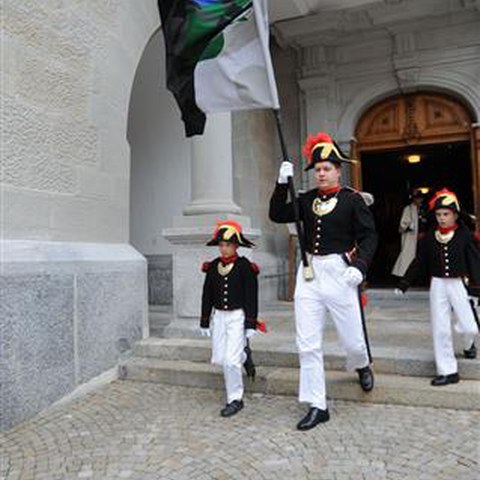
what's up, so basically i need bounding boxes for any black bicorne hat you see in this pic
[428,188,460,213]
[206,220,255,248]
[302,132,356,171]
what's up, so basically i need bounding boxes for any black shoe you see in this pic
[296,408,330,431]
[357,366,374,392]
[430,373,460,386]
[464,343,477,359]
[220,400,244,417]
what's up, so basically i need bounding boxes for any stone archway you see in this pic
[351,92,479,227]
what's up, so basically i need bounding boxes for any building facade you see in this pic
[1,0,479,429]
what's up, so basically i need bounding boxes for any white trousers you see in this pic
[295,254,370,410]
[430,277,479,375]
[211,309,246,403]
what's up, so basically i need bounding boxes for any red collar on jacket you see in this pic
[220,254,238,265]
[437,224,458,234]
[318,185,341,196]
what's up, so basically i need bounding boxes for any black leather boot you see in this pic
[430,373,460,386]
[296,408,330,431]
[357,366,374,392]
[463,342,477,359]
[220,400,244,417]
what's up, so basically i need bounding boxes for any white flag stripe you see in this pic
[194,0,279,113]
[252,0,280,109]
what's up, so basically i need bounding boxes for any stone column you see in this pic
[183,112,242,216]
[164,113,260,331]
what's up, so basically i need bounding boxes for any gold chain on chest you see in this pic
[434,230,455,244]
[217,262,235,276]
[312,194,339,217]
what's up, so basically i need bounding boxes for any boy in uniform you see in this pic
[397,189,480,385]
[200,220,260,417]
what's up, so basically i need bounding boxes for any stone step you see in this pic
[132,338,480,380]
[118,357,480,411]
[366,288,429,302]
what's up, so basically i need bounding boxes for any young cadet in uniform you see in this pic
[200,220,260,417]
[269,132,378,430]
[396,189,480,386]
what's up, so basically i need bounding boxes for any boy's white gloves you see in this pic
[199,328,211,337]
[246,329,257,339]
[278,161,293,184]
[343,266,363,287]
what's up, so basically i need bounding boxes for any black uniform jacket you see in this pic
[399,225,480,294]
[200,256,259,329]
[269,184,377,277]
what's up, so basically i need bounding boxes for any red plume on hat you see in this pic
[302,132,333,162]
[302,131,354,170]
[428,188,460,212]
[206,219,255,248]
[212,220,243,237]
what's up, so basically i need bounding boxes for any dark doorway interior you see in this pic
[361,141,473,287]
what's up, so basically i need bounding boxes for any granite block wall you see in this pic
[0,241,147,431]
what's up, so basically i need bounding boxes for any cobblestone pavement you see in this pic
[1,381,479,480]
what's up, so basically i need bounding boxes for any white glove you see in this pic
[278,161,293,184]
[199,328,211,337]
[394,288,405,296]
[343,266,363,287]
[246,329,257,339]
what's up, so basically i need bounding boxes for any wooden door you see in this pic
[352,92,477,225]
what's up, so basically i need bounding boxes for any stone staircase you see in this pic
[119,291,480,410]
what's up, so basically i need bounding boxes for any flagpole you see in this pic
[273,109,314,281]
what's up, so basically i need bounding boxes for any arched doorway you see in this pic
[128,29,191,306]
[351,92,479,286]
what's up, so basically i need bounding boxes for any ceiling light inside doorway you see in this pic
[407,154,421,164]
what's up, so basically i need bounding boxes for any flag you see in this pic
[158,0,280,137]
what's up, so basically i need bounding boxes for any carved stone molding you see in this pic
[394,32,415,55]
[275,0,474,46]
[396,67,420,90]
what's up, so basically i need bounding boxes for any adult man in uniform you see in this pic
[269,132,377,430]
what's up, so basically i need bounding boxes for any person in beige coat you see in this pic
[392,190,423,277]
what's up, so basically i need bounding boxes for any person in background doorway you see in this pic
[392,189,424,278]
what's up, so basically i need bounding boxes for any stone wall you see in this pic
[0,241,147,431]
[2,0,159,242]
[1,0,159,430]
[146,254,173,306]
